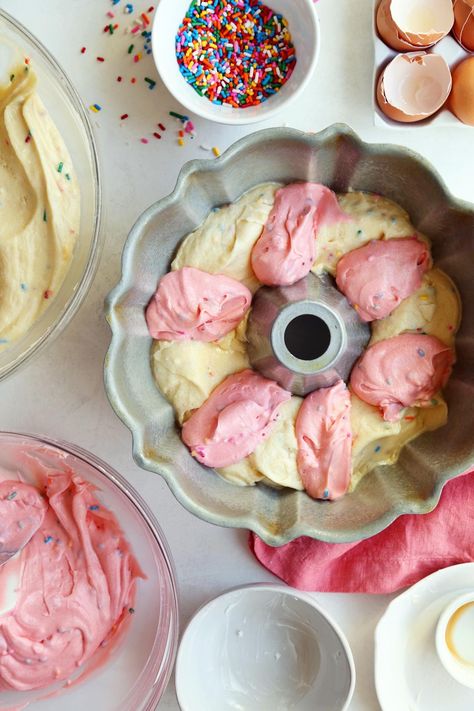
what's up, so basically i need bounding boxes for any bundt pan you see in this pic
[105,125,474,545]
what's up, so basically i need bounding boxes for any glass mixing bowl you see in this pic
[0,9,102,380]
[0,432,178,711]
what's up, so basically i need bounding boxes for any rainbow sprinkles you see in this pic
[175,0,297,108]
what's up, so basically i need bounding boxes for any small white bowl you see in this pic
[436,591,474,689]
[152,0,320,125]
[175,584,355,711]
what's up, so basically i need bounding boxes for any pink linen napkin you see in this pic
[250,470,474,593]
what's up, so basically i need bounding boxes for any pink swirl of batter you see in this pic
[295,380,352,500]
[0,482,47,559]
[336,237,430,322]
[251,183,349,286]
[350,334,454,421]
[146,266,251,341]
[182,369,291,468]
[0,463,143,692]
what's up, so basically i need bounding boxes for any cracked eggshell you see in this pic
[376,0,454,51]
[376,52,452,122]
[453,0,474,52]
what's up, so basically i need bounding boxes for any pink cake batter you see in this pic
[182,369,291,468]
[0,460,142,693]
[146,266,251,341]
[0,482,47,561]
[295,381,352,500]
[251,183,349,287]
[351,333,454,421]
[336,236,431,321]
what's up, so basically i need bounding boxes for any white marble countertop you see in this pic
[1,1,473,709]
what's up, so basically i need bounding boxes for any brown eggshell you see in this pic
[376,0,453,51]
[450,57,474,126]
[377,72,424,122]
[453,0,474,52]
[376,0,426,51]
[376,53,452,123]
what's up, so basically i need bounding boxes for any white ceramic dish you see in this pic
[175,584,355,711]
[152,0,320,125]
[372,0,472,129]
[375,563,474,710]
[436,591,474,688]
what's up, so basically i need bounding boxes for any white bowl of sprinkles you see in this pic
[152,0,320,125]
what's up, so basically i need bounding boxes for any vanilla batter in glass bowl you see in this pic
[0,9,102,380]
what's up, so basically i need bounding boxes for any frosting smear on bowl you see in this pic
[0,459,142,692]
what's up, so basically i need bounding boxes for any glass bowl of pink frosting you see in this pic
[0,432,178,711]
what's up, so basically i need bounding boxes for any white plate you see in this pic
[375,563,474,710]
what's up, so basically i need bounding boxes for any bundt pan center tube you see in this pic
[247,272,370,396]
[104,124,474,546]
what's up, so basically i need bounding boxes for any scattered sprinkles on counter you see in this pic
[79,2,223,153]
[175,0,297,108]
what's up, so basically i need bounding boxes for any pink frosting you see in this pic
[251,183,349,286]
[0,464,143,692]
[182,369,291,468]
[146,267,251,341]
[0,482,47,559]
[350,334,454,421]
[336,237,430,322]
[295,380,352,500]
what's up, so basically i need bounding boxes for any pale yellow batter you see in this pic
[312,192,420,276]
[151,188,461,493]
[0,50,80,348]
[172,183,279,293]
[370,268,461,348]
[151,317,249,424]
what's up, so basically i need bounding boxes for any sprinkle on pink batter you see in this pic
[350,334,454,421]
[182,369,291,468]
[336,236,430,322]
[146,266,251,342]
[0,482,47,559]
[251,183,349,287]
[295,380,352,500]
[0,463,143,692]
